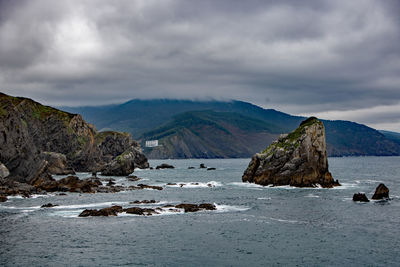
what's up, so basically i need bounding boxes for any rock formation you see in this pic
[0,92,148,195]
[242,117,339,188]
[372,183,389,200]
[0,162,9,179]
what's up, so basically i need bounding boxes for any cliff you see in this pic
[242,117,339,188]
[0,92,148,185]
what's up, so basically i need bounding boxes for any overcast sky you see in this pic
[1,0,399,131]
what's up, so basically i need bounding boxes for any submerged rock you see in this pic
[156,163,175,169]
[130,200,158,204]
[352,193,369,202]
[207,167,216,171]
[242,117,339,188]
[372,183,389,200]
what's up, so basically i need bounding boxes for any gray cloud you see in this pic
[1,0,400,130]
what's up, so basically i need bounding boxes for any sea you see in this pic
[0,157,399,266]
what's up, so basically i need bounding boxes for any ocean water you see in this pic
[1,157,400,266]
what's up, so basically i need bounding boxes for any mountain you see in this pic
[380,130,400,145]
[139,110,281,158]
[63,99,400,158]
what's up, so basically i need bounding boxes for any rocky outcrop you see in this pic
[353,193,370,202]
[242,117,339,188]
[0,92,149,190]
[372,183,389,200]
[101,146,149,176]
[43,152,75,175]
[79,205,123,217]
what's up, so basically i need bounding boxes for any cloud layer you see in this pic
[1,0,399,130]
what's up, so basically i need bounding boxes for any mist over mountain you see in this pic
[63,99,400,158]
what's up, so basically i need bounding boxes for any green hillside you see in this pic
[63,99,400,158]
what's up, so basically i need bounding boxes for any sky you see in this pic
[0,0,399,131]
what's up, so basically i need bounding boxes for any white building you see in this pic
[145,140,159,147]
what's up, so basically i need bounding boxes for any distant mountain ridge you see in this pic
[62,99,400,158]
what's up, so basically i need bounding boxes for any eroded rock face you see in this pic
[43,152,75,175]
[242,117,339,188]
[0,93,149,187]
[101,146,149,176]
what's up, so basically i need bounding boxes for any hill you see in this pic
[63,99,400,158]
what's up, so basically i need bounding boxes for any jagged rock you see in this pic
[372,183,389,200]
[353,193,369,202]
[41,203,58,208]
[0,162,10,179]
[43,152,75,175]
[199,164,207,169]
[78,205,123,217]
[156,163,175,169]
[243,117,339,188]
[0,93,148,188]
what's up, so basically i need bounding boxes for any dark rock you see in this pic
[0,195,7,202]
[43,152,75,175]
[188,167,195,169]
[372,183,389,200]
[91,172,97,178]
[41,203,58,208]
[352,193,369,202]
[124,207,159,215]
[243,117,339,188]
[207,167,216,171]
[199,164,207,169]
[126,175,141,181]
[156,163,175,169]
[166,183,177,186]
[198,203,216,210]
[175,204,200,212]
[78,205,123,217]
[137,184,163,190]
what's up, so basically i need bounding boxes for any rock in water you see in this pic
[352,193,369,202]
[372,183,389,200]
[242,117,339,188]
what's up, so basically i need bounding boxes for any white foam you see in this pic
[229,182,265,189]
[214,204,250,213]
[257,197,271,200]
[333,182,359,190]
[269,217,303,224]
[305,194,320,198]
[166,181,222,188]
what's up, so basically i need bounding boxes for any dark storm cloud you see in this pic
[0,0,400,130]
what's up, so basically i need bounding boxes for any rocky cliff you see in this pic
[242,117,339,188]
[0,92,148,186]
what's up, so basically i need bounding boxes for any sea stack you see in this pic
[242,117,339,188]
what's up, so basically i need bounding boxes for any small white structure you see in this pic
[145,140,159,147]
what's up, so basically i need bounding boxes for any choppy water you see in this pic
[1,157,400,266]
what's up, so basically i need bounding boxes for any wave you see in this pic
[214,204,250,213]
